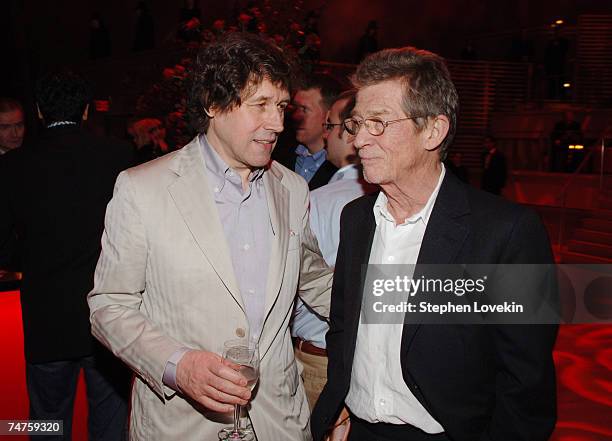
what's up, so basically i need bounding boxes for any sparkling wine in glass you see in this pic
[218,339,260,441]
[238,365,258,391]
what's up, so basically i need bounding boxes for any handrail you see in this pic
[600,138,606,191]
[557,142,595,251]
[557,138,606,257]
[556,147,596,204]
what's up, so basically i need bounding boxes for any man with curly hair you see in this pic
[88,33,332,440]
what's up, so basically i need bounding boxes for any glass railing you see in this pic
[557,138,610,262]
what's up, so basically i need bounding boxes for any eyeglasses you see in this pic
[343,116,423,136]
[322,121,343,131]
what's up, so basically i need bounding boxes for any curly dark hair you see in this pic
[352,47,459,160]
[187,32,296,133]
[35,70,92,124]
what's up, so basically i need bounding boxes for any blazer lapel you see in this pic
[345,195,378,366]
[260,166,289,331]
[167,139,244,312]
[401,173,471,351]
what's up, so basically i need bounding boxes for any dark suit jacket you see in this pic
[308,160,338,191]
[0,125,133,363]
[311,172,558,441]
[275,150,338,191]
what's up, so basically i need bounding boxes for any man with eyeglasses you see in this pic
[311,47,557,441]
[292,89,377,410]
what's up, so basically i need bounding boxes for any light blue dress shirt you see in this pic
[294,145,328,183]
[291,165,375,348]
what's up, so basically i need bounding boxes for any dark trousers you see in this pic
[26,354,129,441]
[348,414,451,441]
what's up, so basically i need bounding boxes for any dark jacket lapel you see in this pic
[344,194,378,367]
[401,172,471,351]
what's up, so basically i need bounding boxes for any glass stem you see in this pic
[233,404,241,434]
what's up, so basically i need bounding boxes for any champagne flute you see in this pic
[218,339,259,441]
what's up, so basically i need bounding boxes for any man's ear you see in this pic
[424,115,450,151]
[82,104,90,121]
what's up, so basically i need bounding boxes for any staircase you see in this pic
[562,191,612,263]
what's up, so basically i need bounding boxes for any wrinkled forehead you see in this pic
[353,79,405,117]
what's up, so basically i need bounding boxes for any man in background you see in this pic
[292,89,376,409]
[275,73,342,190]
[0,97,25,154]
[128,117,171,164]
[0,70,133,440]
[481,135,507,195]
[550,111,584,173]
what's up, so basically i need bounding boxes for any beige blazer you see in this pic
[88,137,332,440]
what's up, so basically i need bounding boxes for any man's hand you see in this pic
[176,350,251,413]
[325,407,350,441]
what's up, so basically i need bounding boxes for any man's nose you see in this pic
[353,125,369,150]
[266,110,284,132]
